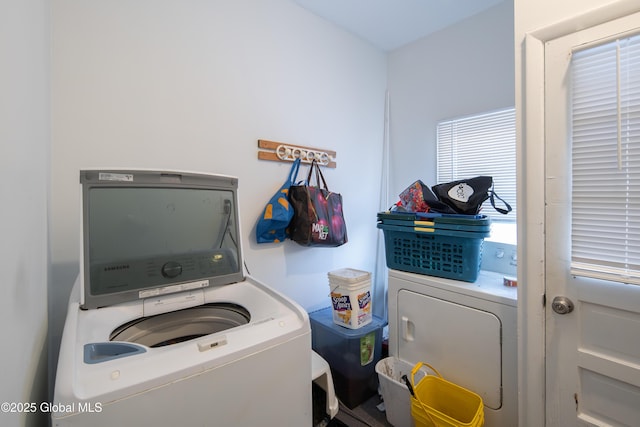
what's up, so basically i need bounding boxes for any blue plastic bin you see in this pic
[309,307,385,409]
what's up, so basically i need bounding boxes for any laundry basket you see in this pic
[410,362,484,427]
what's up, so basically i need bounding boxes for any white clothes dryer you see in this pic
[388,269,517,427]
[52,170,311,426]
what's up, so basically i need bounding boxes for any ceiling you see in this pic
[293,0,506,51]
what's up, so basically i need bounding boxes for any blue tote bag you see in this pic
[256,158,301,243]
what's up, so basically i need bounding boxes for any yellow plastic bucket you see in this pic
[410,362,484,427]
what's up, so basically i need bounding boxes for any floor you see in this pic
[314,383,393,427]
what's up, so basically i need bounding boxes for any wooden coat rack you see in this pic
[257,139,337,168]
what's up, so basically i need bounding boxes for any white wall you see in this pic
[387,1,514,198]
[50,0,387,382]
[0,1,49,426]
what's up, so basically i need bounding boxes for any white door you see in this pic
[545,12,640,426]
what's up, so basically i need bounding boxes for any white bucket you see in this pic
[328,268,372,329]
[376,357,428,427]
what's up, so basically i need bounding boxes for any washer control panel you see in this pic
[90,249,236,296]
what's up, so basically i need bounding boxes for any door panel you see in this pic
[581,299,640,367]
[397,289,502,409]
[545,11,640,426]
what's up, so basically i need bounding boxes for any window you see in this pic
[437,108,517,243]
[570,34,640,285]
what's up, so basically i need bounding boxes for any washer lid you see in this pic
[80,170,244,309]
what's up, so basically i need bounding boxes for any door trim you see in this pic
[519,1,640,426]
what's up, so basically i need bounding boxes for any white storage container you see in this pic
[328,268,372,329]
[376,357,427,427]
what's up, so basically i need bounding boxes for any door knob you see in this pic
[552,296,574,314]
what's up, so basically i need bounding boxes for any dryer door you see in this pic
[397,289,502,409]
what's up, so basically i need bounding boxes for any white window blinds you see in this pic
[570,34,640,285]
[436,108,516,222]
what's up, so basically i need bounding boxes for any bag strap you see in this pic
[305,159,329,190]
[287,158,301,185]
[489,185,512,215]
[315,161,329,191]
[305,159,315,183]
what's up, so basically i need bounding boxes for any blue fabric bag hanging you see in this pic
[256,158,301,243]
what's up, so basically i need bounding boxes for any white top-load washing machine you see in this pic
[388,269,517,427]
[52,170,312,426]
